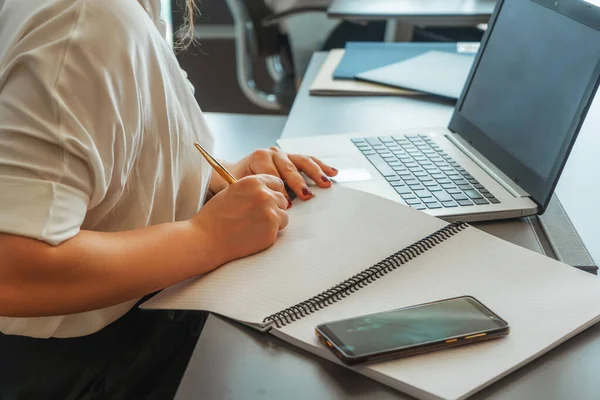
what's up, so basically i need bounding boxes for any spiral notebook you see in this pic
[141,187,600,400]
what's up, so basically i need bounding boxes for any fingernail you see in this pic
[321,175,330,183]
[287,197,293,209]
[302,187,313,197]
[331,167,338,172]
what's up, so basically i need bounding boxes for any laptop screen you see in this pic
[449,0,600,211]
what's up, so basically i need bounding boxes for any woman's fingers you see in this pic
[273,152,315,200]
[250,152,291,200]
[255,174,292,209]
[288,154,333,189]
[276,208,290,231]
[309,156,338,177]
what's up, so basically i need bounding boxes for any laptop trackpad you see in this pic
[320,157,374,183]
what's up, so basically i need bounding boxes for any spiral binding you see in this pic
[263,221,469,328]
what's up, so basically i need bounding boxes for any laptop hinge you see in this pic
[445,133,530,198]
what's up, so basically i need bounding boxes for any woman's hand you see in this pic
[209,147,338,203]
[194,175,289,266]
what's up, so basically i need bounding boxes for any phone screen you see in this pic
[319,297,507,357]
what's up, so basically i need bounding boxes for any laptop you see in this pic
[278,0,600,222]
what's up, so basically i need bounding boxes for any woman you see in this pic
[0,0,337,398]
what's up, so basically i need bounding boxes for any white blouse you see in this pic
[0,0,214,338]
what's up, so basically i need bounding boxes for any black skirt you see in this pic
[0,299,206,400]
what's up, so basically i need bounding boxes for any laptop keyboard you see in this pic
[351,134,500,210]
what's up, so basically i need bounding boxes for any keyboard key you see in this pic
[433,191,453,202]
[409,184,425,191]
[422,197,439,204]
[379,136,394,143]
[451,193,468,201]
[423,165,439,171]
[464,189,483,199]
[423,181,439,187]
[468,179,479,185]
[362,150,376,155]
[426,202,443,209]
[482,192,495,199]
[442,201,458,208]
[473,198,489,205]
[385,176,401,182]
[453,179,468,185]
[388,161,402,167]
[406,134,420,140]
[428,186,443,192]
[401,193,416,200]
[382,155,396,161]
[473,184,485,190]
[395,187,412,195]
[392,166,407,172]
[489,197,500,204]
[403,177,417,182]
[414,189,432,198]
[406,199,422,206]
[441,183,456,190]
[430,173,445,179]
[457,199,474,206]
[450,175,465,181]
[440,167,454,172]
[458,184,473,190]
[418,176,433,182]
[351,138,366,143]
[397,172,412,177]
[447,188,462,195]
[366,137,381,146]
[365,154,395,177]
[435,178,451,185]
[390,181,406,187]
[413,172,428,177]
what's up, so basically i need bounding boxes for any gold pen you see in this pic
[194,141,237,185]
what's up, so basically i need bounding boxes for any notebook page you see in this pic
[274,226,600,400]
[141,187,447,326]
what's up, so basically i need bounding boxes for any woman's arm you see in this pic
[0,175,288,318]
[0,221,213,318]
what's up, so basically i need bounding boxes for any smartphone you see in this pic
[315,296,509,365]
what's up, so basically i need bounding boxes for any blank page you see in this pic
[141,187,447,326]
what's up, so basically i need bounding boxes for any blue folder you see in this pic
[333,42,470,80]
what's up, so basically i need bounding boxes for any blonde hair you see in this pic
[176,0,197,50]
